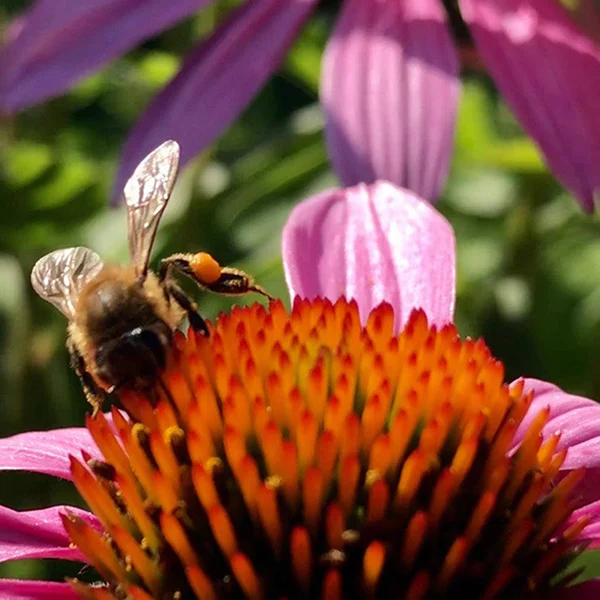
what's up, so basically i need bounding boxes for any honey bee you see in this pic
[31,140,272,410]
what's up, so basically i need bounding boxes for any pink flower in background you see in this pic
[1,182,600,597]
[2,1,599,210]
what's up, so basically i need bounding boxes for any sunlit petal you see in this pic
[0,0,210,111]
[282,181,456,328]
[321,0,459,201]
[460,0,600,211]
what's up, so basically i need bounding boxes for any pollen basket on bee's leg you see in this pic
[65,298,590,600]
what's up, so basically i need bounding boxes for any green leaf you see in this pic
[5,142,54,187]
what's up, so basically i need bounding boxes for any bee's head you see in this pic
[94,322,172,391]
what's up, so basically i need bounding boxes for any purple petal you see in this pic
[0,580,79,600]
[0,0,211,111]
[514,379,600,471]
[282,181,456,329]
[0,505,98,563]
[113,0,318,204]
[459,0,600,212]
[0,427,97,480]
[321,0,459,201]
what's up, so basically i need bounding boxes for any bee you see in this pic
[31,140,272,410]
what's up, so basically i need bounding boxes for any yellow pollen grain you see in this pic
[110,525,159,593]
[114,473,158,549]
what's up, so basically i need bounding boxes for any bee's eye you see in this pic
[190,252,221,285]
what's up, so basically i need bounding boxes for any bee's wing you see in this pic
[31,247,104,320]
[123,140,180,278]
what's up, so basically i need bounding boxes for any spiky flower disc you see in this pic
[65,298,589,600]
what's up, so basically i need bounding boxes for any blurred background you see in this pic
[2,0,600,585]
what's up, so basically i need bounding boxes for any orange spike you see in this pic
[325,502,345,550]
[406,571,430,600]
[322,569,342,600]
[257,483,282,554]
[160,511,198,567]
[114,473,159,549]
[209,505,238,558]
[231,552,263,600]
[186,565,217,600]
[316,429,338,485]
[280,441,300,509]
[86,412,132,478]
[297,409,318,471]
[291,526,312,589]
[110,526,159,592]
[338,455,360,516]
[236,454,261,519]
[438,538,467,589]
[401,511,427,569]
[191,463,219,512]
[69,457,127,529]
[149,429,180,494]
[363,541,385,595]
[367,478,389,523]
[303,467,324,534]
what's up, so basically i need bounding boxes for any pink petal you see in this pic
[514,378,600,471]
[569,499,600,549]
[0,0,211,111]
[0,580,79,600]
[0,427,97,480]
[282,181,456,329]
[321,0,459,201]
[113,0,318,204]
[459,0,600,212]
[0,505,98,563]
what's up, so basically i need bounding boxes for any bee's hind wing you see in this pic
[30,247,104,319]
[123,140,180,279]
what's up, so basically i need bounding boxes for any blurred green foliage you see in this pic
[2,0,600,586]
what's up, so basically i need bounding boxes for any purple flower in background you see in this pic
[1,0,599,209]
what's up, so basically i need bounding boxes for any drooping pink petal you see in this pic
[459,0,600,212]
[0,0,212,111]
[0,426,97,480]
[113,0,318,204]
[569,499,600,549]
[513,379,600,471]
[0,579,79,599]
[282,181,456,329]
[321,0,459,201]
[0,505,98,563]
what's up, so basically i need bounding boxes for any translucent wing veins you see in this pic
[30,247,104,319]
[124,140,180,278]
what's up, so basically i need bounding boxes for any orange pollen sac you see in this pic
[68,298,589,600]
[190,251,221,285]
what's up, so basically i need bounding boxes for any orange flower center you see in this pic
[64,298,588,600]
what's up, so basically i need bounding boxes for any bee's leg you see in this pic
[67,339,104,414]
[167,282,210,337]
[160,253,274,300]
